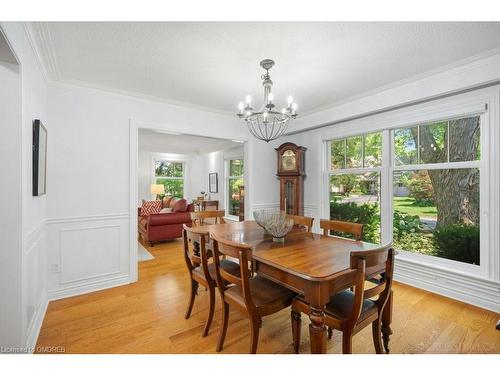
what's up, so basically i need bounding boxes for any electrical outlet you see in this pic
[51,264,60,273]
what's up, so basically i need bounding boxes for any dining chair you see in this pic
[320,219,364,240]
[182,225,240,337]
[291,243,394,354]
[211,233,297,354]
[191,210,226,226]
[286,214,314,233]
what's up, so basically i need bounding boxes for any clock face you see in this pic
[281,150,297,171]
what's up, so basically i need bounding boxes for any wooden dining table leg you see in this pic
[309,305,327,354]
[381,290,393,353]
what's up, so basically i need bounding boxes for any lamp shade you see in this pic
[150,184,165,195]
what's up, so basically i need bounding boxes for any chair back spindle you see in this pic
[182,224,211,282]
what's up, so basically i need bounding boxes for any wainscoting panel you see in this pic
[23,221,48,350]
[46,213,130,301]
[59,225,121,284]
[394,257,500,312]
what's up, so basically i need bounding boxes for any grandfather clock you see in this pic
[276,142,307,215]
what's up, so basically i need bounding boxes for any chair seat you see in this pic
[192,259,240,281]
[225,275,296,308]
[325,290,377,320]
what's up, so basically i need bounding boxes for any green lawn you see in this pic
[393,197,437,218]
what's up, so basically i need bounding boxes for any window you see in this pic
[154,160,184,198]
[226,159,244,217]
[329,132,382,243]
[327,115,482,267]
[393,116,481,265]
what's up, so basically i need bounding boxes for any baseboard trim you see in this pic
[47,274,131,301]
[25,292,48,353]
[394,257,500,313]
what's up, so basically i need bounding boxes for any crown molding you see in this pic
[50,79,236,118]
[299,46,500,118]
[24,22,60,81]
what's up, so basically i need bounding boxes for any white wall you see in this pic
[0,22,48,351]
[187,146,244,209]
[187,151,222,202]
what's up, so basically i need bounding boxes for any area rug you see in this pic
[138,242,154,262]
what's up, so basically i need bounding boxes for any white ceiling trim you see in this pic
[24,22,60,81]
[51,78,236,118]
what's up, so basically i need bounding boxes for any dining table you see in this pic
[196,220,394,354]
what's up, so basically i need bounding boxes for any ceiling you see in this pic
[28,22,500,115]
[139,129,242,155]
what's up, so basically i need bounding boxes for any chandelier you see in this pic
[237,59,298,142]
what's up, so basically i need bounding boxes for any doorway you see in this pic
[129,122,248,282]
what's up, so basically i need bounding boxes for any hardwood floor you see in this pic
[36,238,500,354]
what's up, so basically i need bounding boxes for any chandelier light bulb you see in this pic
[291,103,298,110]
[238,102,244,111]
[268,93,274,103]
[287,96,294,105]
[245,95,252,104]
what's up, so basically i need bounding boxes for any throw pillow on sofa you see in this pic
[141,200,162,217]
[162,196,173,208]
[172,198,188,212]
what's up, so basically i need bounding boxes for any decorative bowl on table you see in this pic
[253,210,294,243]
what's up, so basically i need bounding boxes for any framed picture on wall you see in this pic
[209,172,218,193]
[32,119,47,196]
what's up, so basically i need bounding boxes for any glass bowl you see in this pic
[253,210,294,242]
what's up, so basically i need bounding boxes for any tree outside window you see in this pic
[393,116,480,265]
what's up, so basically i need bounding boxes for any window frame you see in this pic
[152,158,186,199]
[327,131,384,243]
[323,96,492,279]
[389,117,485,274]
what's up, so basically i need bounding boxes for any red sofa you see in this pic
[138,198,194,245]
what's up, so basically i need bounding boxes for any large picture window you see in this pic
[154,160,184,198]
[327,114,482,267]
[392,116,481,265]
[226,158,244,217]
